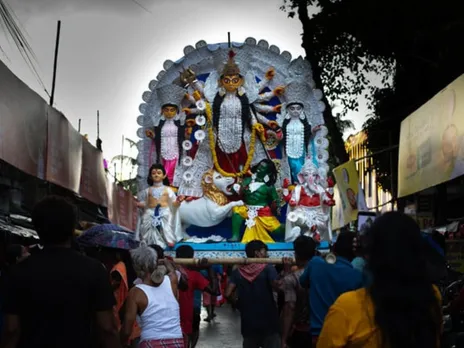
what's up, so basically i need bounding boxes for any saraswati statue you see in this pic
[135,38,332,244]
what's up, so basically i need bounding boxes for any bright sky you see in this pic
[0,0,367,177]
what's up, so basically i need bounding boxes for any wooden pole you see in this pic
[49,20,61,106]
[228,32,231,48]
[169,258,294,265]
[78,119,81,133]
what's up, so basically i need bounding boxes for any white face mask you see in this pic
[287,104,303,119]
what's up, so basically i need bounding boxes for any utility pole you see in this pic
[121,135,125,182]
[49,20,61,106]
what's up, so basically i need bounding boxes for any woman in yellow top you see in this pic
[318,212,442,348]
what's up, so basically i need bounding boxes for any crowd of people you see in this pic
[0,195,448,348]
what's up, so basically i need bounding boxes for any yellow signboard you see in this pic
[398,74,464,197]
[333,160,360,224]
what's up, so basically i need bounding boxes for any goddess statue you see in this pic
[145,84,187,183]
[135,164,184,248]
[278,81,323,183]
[230,159,283,243]
[283,160,334,242]
[181,51,284,179]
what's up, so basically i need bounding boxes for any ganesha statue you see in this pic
[283,160,335,242]
[230,159,283,243]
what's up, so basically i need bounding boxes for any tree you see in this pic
[111,137,139,195]
[352,0,463,202]
[282,0,464,202]
[281,0,394,164]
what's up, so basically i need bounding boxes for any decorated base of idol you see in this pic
[135,38,335,257]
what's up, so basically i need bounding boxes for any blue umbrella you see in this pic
[77,224,139,250]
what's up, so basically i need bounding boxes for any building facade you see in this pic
[345,131,394,212]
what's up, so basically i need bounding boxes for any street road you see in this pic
[197,305,242,348]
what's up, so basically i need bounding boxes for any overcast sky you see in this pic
[0,0,367,173]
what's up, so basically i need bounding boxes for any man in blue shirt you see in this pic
[300,232,363,344]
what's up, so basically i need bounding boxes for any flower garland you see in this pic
[205,102,257,178]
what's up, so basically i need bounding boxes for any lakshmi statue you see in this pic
[230,159,283,243]
[283,160,334,242]
[182,50,284,177]
[278,81,322,183]
[135,164,184,248]
[145,84,187,183]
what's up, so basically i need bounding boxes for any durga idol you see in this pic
[185,50,284,176]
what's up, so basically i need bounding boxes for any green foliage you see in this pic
[281,0,394,116]
[120,178,138,196]
[282,0,464,198]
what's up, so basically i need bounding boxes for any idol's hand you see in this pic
[182,108,193,116]
[145,129,155,139]
[265,67,276,80]
[268,120,279,130]
[192,90,202,101]
[282,178,290,189]
[273,86,285,97]
[273,105,282,113]
[185,119,196,127]
[254,123,265,134]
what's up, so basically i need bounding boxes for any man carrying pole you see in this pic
[225,240,281,348]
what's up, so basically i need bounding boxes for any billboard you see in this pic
[332,160,360,224]
[398,75,464,197]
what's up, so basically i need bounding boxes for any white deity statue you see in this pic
[144,84,187,184]
[283,160,334,242]
[136,164,185,248]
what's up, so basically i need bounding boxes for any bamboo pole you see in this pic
[169,258,294,265]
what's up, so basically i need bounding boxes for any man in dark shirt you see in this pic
[299,231,363,345]
[0,196,121,348]
[225,240,280,348]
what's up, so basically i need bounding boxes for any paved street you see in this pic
[197,305,242,348]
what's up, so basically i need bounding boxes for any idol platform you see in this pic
[165,217,331,258]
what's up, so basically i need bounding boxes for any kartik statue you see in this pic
[136,164,184,248]
[230,159,283,243]
[145,84,187,183]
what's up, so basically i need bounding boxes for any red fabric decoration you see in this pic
[228,50,236,59]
